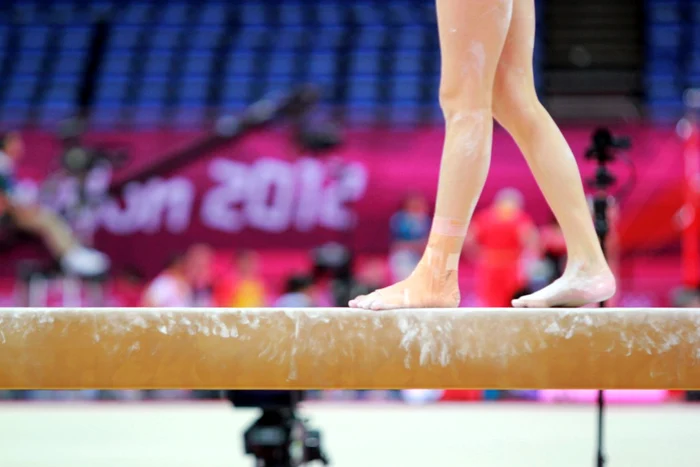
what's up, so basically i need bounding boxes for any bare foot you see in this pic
[349,267,460,310]
[511,263,616,308]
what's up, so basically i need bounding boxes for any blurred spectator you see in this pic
[139,253,197,400]
[274,275,316,307]
[388,193,431,282]
[187,243,215,307]
[671,286,700,308]
[0,131,109,277]
[466,188,538,307]
[108,266,145,307]
[216,250,266,307]
[513,216,565,299]
[141,253,192,307]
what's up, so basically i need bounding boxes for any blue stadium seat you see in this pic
[356,27,386,49]
[143,51,174,77]
[646,0,682,23]
[387,2,417,25]
[689,73,700,87]
[12,3,39,24]
[645,75,682,99]
[427,73,440,99]
[394,51,422,75]
[350,51,381,75]
[94,77,130,104]
[39,100,75,125]
[235,27,268,50]
[352,3,382,26]
[50,3,79,23]
[160,3,189,25]
[151,27,183,50]
[190,26,224,50]
[89,2,115,18]
[137,78,169,104]
[310,28,345,51]
[264,76,294,96]
[240,3,266,26]
[183,51,215,76]
[691,3,700,23]
[691,26,700,50]
[110,26,142,50]
[198,3,228,25]
[279,3,304,26]
[227,52,256,77]
[268,53,296,76]
[20,25,50,50]
[5,76,36,102]
[689,52,700,73]
[62,26,92,50]
[179,77,209,105]
[391,77,421,102]
[418,2,438,27]
[396,26,426,50]
[274,28,306,51]
[15,51,45,76]
[646,24,683,50]
[53,50,87,77]
[308,53,336,76]
[645,58,680,76]
[101,51,131,77]
[0,26,10,55]
[316,3,343,26]
[44,78,78,105]
[118,3,152,24]
[222,77,253,102]
[347,77,379,102]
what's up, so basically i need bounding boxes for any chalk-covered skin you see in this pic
[350,0,615,311]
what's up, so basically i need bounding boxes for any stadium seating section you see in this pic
[0,0,562,129]
[645,0,700,121]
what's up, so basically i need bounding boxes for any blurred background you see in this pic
[1,0,700,465]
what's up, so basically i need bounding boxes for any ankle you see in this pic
[564,258,612,277]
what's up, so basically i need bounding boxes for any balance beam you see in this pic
[0,307,698,390]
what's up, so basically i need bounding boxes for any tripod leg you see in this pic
[596,389,605,467]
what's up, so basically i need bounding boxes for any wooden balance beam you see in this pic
[0,307,698,390]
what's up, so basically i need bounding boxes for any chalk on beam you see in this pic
[0,307,698,390]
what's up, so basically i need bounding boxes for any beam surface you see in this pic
[0,307,699,390]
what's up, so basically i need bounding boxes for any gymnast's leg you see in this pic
[350,0,513,310]
[491,0,615,307]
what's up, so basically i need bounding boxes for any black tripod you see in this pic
[586,127,630,467]
[591,182,612,467]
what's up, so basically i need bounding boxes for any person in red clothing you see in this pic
[467,188,539,307]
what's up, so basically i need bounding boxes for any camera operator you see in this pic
[0,131,109,277]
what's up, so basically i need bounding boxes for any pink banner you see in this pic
[4,125,686,277]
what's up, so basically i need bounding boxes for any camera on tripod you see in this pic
[584,127,632,250]
[225,391,329,467]
[58,118,128,178]
[585,127,631,165]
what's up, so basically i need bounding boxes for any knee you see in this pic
[439,77,492,122]
[492,68,541,133]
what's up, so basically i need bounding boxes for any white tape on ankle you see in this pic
[446,253,460,271]
[432,216,468,237]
